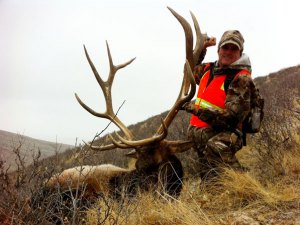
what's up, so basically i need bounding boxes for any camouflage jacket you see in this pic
[192,53,256,131]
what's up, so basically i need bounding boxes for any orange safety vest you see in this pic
[190,64,251,128]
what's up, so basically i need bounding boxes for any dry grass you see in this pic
[217,169,299,206]
[86,192,216,225]
[85,147,300,225]
[282,147,300,175]
[2,136,300,224]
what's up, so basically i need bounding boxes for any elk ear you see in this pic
[125,149,139,159]
[168,140,195,153]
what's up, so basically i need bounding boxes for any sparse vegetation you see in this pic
[0,65,300,224]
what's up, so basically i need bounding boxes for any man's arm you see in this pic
[225,74,253,123]
[183,74,253,130]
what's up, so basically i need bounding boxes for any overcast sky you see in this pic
[1,0,299,145]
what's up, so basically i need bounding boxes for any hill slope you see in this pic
[0,130,73,171]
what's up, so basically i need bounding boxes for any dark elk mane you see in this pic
[30,6,208,224]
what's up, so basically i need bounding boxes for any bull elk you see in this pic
[38,7,207,210]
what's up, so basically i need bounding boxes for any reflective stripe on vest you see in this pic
[190,65,250,128]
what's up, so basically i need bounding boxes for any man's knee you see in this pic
[206,132,243,163]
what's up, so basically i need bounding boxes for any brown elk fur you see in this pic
[45,164,132,196]
[43,144,185,199]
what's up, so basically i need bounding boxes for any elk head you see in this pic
[75,7,208,196]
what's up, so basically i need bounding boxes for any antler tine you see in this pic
[167,7,207,94]
[106,41,136,84]
[154,7,205,135]
[178,60,196,104]
[167,7,194,70]
[156,60,195,135]
[83,140,117,151]
[108,134,137,149]
[83,134,131,151]
[75,42,136,141]
[167,7,207,70]
[90,144,117,151]
[190,11,208,67]
[112,118,168,147]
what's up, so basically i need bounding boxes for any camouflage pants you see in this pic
[187,125,243,179]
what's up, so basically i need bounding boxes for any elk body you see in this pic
[33,7,208,222]
[43,149,185,199]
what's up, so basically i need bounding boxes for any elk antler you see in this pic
[111,118,168,147]
[113,7,207,146]
[75,42,135,142]
[154,7,207,135]
[76,7,207,151]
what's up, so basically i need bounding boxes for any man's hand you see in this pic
[181,102,197,114]
[204,37,216,48]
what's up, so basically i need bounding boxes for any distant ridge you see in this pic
[0,129,73,171]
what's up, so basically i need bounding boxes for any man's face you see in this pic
[218,43,241,67]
